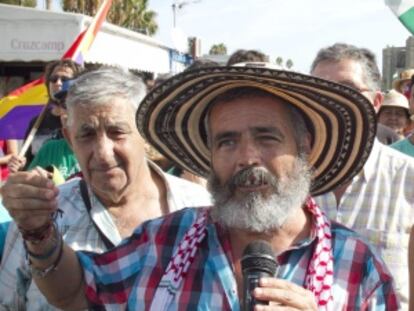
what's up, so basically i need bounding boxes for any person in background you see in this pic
[0,205,10,262]
[27,79,80,181]
[393,68,414,97]
[377,90,410,140]
[6,65,398,310]
[8,59,83,173]
[226,49,268,65]
[0,67,211,310]
[311,42,414,309]
[186,58,219,70]
[0,139,18,183]
[394,69,414,136]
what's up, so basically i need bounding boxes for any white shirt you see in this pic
[315,140,414,310]
[0,162,211,311]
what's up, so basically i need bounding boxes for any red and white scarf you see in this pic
[151,198,334,310]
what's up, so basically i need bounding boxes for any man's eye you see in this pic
[217,139,235,148]
[259,135,280,142]
[109,129,129,138]
[77,131,94,140]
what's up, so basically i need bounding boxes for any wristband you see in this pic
[24,224,59,260]
[28,232,64,278]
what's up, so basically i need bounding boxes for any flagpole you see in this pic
[11,0,113,158]
[18,104,49,157]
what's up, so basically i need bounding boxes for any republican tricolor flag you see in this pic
[386,0,414,34]
[0,0,112,139]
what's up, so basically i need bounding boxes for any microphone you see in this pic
[241,240,278,311]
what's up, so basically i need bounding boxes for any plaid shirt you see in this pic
[0,161,211,311]
[315,140,414,310]
[79,206,398,310]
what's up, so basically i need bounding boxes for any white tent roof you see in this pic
[0,3,175,74]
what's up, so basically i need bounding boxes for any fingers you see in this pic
[7,155,26,173]
[2,169,60,230]
[252,278,317,311]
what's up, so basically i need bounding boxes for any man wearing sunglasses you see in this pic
[8,59,83,173]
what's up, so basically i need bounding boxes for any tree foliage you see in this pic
[0,0,36,7]
[275,56,283,66]
[209,43,227,55]
[61,0,158,36]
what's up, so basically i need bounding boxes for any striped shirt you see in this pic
[79,207,398,310]
[0,162,211,311]
[315,139,414,310]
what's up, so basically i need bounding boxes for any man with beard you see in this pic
[8,66,398,310]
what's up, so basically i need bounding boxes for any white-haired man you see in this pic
[0,67,211,309]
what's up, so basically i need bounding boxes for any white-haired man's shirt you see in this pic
[0,161,211,311]
[315,139,414,311]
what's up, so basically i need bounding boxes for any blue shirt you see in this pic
[0,201,11,259]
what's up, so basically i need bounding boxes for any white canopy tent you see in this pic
[0,3,187,74]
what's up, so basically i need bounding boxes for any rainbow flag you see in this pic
[0,0,112,139]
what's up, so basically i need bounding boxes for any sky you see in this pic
[146,0,412,73]
[38,0,413,73]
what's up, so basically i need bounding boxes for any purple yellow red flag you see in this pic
[0,0,113,139]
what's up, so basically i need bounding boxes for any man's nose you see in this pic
[94,135,114,160]
[236,141,261,168]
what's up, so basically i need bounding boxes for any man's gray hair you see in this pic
[65,66,147,124]
[310,43,381,91]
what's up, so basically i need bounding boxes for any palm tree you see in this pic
[113,0,158,35]
[275,56,283,66]
[209,43,227,55]
[286,59,294,69]
[62,0,158,36]
[0,0,36,7]
[61,0,100,15]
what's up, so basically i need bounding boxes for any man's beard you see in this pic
[208,156,312,233]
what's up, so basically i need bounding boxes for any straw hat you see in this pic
[379,90,410,116]
[136,66,376,195]
[392,69,414,92]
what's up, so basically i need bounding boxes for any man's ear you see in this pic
[372,91,383,112]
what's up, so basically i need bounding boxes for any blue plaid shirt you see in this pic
[79,207,398,310]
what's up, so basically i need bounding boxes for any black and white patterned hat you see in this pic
[137,66,376,195]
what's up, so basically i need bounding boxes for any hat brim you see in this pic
[137,66,376,196]
[392,79,406,91]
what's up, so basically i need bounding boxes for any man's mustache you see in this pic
[228,166,275,193]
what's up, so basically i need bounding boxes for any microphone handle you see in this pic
[242,270,272,311]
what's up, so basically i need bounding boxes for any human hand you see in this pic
[2,167,59,231]
[7,155,27,173]
[252,278,317,310]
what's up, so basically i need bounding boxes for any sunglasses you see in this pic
[49,75,70,83]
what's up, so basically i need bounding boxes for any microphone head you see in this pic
[241,240,278,276]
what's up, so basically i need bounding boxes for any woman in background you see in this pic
[0,140,18,184]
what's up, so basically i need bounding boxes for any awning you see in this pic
[0,3,178,74]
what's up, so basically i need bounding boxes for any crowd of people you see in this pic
[0,42,413,310]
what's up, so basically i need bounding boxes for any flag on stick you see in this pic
[386,0,414,33]
[0,0,113,140]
